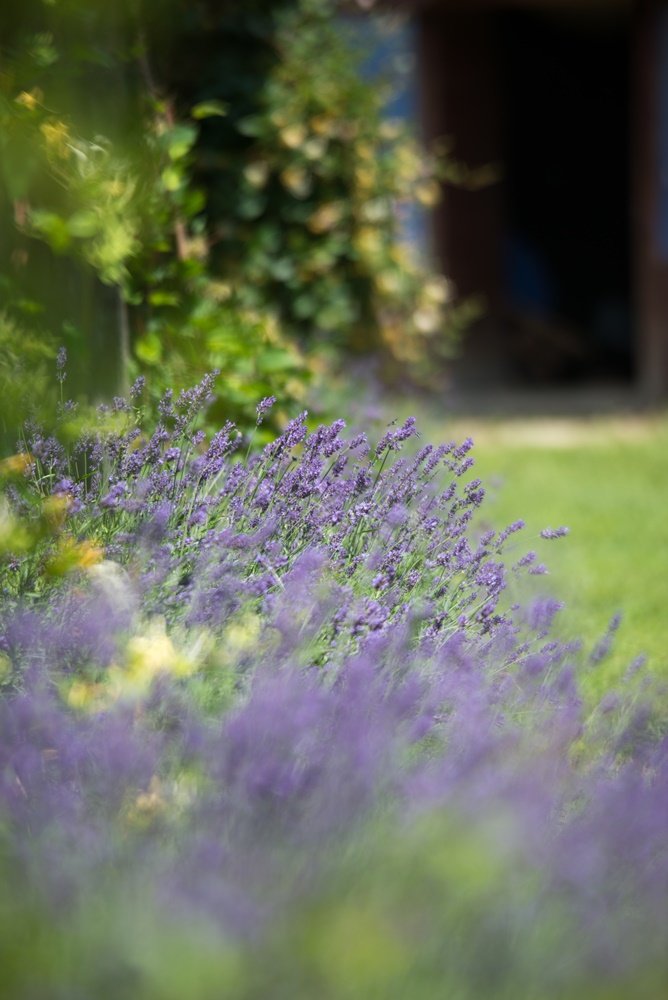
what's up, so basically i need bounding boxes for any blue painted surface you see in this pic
[657,7,668,259]
[341,15,429,258]
[341,15,419,120]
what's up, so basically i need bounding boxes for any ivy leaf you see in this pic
[191,100,227,120]
[166,124,197,161]
[161,166,182,192]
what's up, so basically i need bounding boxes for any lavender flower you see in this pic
[56,346,67,383]
[130,375,146,400]
[540,526,569,540]
[256,395,276,425]
[1,375,667,998]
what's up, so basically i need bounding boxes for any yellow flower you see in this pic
[390,244,416,270]
[307,202,343,234]
[106,618,199,701]
[353,227,382,261]
[279,124,307,150]
[379,119,401,141]
[223,614,261,654]
[77,541,105,568]
[15,89,42,112]
[375,270,403,297]
[280,165,312,199]
[40,119,71,159]
[205,280,233,302]
[0,653,11,682]
[41,493,72,527]
[46,537,104,576]
[244,161,270,189]
[303,137,327,161]
[360,198,389,223]
[354,165,377,192]
[423,276,452,305]
[65,621,210,712]
[412,306,441,335]
[125,622,183,678]
[66,680,105,711]
[414,179,441,207]
[181,235,208,261]
[0,452,33,477]
[396,145,421,179]
[124,776,167,828]
[310,115,333,136]
[135,776,166,814]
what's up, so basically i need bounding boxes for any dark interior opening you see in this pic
[497,7,633,382]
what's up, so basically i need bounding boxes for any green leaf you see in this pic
[16,299,44,316]
[236,116,264,137]
[191,100,227,120]
[166,124,197,161]
[29,211,71,252]
[148,291,181,308]
[182,189,206,216]
[135,332,162,364]
[67,211,99,239]
[237,196,266,220]
[30,33,58,68]
[161,166,182,192]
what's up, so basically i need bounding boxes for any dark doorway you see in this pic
[497,6,633,382]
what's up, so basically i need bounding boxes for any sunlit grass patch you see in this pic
[406,405,668,698]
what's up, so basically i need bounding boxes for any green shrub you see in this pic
[0,0,307,427]
[1,0,466,414]
[0,312,57,447]
[179,0,460,379]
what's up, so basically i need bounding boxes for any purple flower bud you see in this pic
[56,346,67,383]
[540,526,569,540]
[256,396,277,425]
[130,375,146,400]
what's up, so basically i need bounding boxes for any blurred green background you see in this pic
[0,0,460,442]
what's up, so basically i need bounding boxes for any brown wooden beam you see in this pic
[634,0,668,398]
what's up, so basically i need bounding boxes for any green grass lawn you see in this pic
[393,404,668,699]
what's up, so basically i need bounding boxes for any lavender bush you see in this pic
[0,371,666,999]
